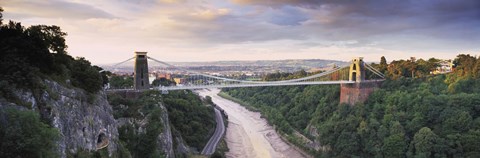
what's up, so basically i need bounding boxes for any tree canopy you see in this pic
[0,108,60,158]
[224,54,480,157]
[0,16,105,96]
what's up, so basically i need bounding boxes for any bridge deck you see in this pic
[107,80,387,92]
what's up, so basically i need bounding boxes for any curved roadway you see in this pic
[201,108,225,155]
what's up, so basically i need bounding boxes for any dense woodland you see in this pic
[224,55,480,157]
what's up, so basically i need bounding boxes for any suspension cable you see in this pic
[100,56,135,72]
[364,63,385,78]
[147,56,350,84]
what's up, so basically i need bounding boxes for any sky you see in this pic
[1,0,480,64]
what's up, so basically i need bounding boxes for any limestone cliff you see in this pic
[0,79,204,158]
[116,103,175,158]
[0,80,119,157]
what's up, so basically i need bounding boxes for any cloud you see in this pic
[2,0,479,64]
[265,6,308,26]
[230,0,323,8]
[1,0,115,19]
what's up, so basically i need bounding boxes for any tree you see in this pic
[453,54,476,74]
[380,56,387,66]
[0,7,3,25]
[70,57,103,93]
[205,96,214,105]
[94,66,110,86]
[26,25,68,54]
[383,134,407,158]
[109,76,134,89]
[380,56,387,73]
[413,127,438,157]
[461,130,480,157]
[390,121,405,135]
[151,78,175,87]
[0,109,60,158]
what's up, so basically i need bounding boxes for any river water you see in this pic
[197,88,306,158]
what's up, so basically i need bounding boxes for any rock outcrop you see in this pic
[0,79,202,158]
[156,105,175,157]
[116,103,175,158]
[1,80,119,158]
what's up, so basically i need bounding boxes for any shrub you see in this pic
[0,108,60,158]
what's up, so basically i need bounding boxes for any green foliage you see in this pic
[204,96,214,105]
[162,90,216,150]
[224,84,339,136]
[151,78,176,87]
[224,71,480,157]
[412,127,438,157]
[110,90,214,155]
[0,108,60,158]
[0,17,105,99]
[445,54,480,93]
[122,108,164,158]
[263,69,308,81]
[25,25,68,54]
[70,57,103,93]
[382,134,406,157]
[109,75,134,89]
[108,93,136,119]
[108,91,167,157]
[211,138,229,158]
[378,56,388,74]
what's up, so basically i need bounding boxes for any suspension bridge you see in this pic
[104,52,385,105]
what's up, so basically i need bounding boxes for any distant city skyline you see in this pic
[1,0,479,64]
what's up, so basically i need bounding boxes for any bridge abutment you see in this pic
[340,82,379,105]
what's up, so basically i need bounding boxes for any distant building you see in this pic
[157,73,172,80]
[149,73,156,85]
[432,60,453,74]
[173,78,186,85]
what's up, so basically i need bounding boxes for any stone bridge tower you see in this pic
[134,52,150,90]
[348,57,365,82]
[340,57,379,105]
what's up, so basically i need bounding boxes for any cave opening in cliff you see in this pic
[96,132,109,150]
[97,133,105,144]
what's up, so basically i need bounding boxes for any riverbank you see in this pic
[197,88,307,158]
[218,91,314,158]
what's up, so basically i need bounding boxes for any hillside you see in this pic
[108,90,216,157]
[0,10,216,158]
[223,55,480,157]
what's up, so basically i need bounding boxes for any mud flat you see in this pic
[197,89,306,158]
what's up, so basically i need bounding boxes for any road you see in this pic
[201,107,225,155]
[198,88,306,158]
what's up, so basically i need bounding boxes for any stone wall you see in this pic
[339,82,380,105]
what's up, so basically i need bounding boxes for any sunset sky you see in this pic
[1,0,479,64]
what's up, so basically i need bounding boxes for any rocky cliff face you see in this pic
[116,103,175,158]
[2,80,119,158]
[156,105,175,157]
[0,79,199,158]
